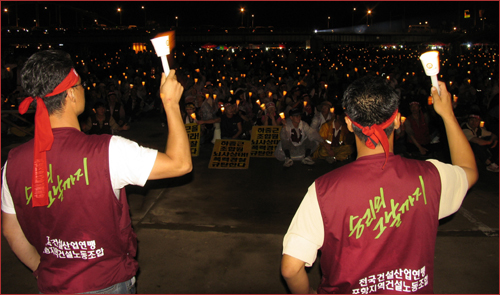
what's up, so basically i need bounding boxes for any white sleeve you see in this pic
[426,159,469,219]
[282,183,324,267]
[1,161,16,214]
[109,136,158,195]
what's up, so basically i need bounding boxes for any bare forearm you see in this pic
[165,104,192,169]
[281,254,312,294]
[2,213,40,272]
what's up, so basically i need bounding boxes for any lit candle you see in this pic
[190,113,196,120]
[249,92,252,97]
[118,80,121,85]
[283,90,287,96]
[260,104,266,111]
[401,116,406,124]
[142,81,145,86]
[236,99,240,106]
[324,84,328,90]
[279,112,285,120]
[480,121,485,128]
[205,93,209,99]
[230,90,234,95]
[221,106,225,113]
[330,107,334,113]
[428,96,433,105]
[256,99,260,105]
[213,94,217,99]
[303,101,308,107]
[194,78,198,83]
[93,83,96,88]
[268,92,273,98]
[130,84,134,89]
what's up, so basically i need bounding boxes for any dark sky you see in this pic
[1,1,498,30]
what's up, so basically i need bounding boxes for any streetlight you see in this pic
[327,16,330,29]
[352,7,356,32]
[141,6,146,27]
[252,14,254,27]
[117,7,122,26]
[3,8,9,26]
[367,9,372,27]
[175,16,178,27]
[240,7,245,27]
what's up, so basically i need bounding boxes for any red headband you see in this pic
[18,68,80,207]
[347,109,398,170]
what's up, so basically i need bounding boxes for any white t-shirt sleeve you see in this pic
[109,136,158,195]
[1,161,16,214]
[282,183,324,267]
[427,159,469,219]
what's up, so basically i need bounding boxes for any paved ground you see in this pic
[1,114,498,294]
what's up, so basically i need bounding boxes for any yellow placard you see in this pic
[185,123,200,157]
[250,126,282,158]
[209,139,251,169]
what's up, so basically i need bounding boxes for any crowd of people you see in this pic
[2,43,498,169]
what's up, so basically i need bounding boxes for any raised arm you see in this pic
[148,70,192,180]
[431,82,478,188]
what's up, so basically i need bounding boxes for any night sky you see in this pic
[1,1,498,31]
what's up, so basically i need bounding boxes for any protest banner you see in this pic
[209,139,251,169]
[250,126,282,157]
[185,123,200,157]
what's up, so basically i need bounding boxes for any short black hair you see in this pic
[21,50,75,115]
[342,76,399,143]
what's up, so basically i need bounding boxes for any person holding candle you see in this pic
[461,113,499,172]
[314,107,354,163]
[1,50,192,294]
[275,108,324,167]
[281,76,478,294]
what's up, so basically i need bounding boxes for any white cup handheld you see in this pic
[151,35,171,73]
[420,51,440,96]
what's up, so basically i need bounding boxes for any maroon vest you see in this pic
[6,128,138,294]
[315,153,441,294]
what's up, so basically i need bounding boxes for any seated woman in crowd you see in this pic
[314,107,355,163]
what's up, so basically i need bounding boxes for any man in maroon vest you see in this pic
[281,76,478,294]
[1,50,192,294]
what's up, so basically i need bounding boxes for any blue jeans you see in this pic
[78,277,136,294]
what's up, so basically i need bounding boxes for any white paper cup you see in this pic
[420,51,439,76]
[151,35,170,56]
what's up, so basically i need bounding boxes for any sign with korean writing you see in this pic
[250,126,282,157]
[209,139,251,169]
[185,123,200,157]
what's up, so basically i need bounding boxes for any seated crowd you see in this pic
[2,44,498,170]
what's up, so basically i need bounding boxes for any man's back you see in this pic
[6,128,138,293]
[315,153,440,293]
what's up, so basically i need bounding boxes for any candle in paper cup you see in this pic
[194,78,198,83]
[303,101,308,107]
[269,92,272,98]
[142,81,145,86]
[205,93,209,99]
[190,113,196,120]
[221,106,225,113]
[118,80,121,85]
[330,107,334,113]
[279,112,285,120]
[260,104,266,111]
[236,99,240,106]
[324,84,328,89]
[401,116,406,124]
[428,96,433,105]
[453,95,458,103]
[480,121,485,128]
[230,90,234,95]
[213,94,217,99]
[283,90,287,96]
[249,92,252,97]
[256,99,260,105]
